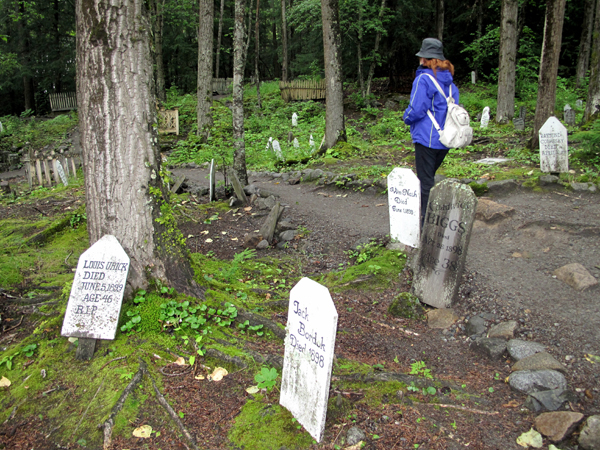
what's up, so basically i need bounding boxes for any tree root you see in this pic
[205,348,248,369]
[102,359,146,449]
[412,401,498,415]
[336,371,463,391]
[148,372,199,450]
[235,307,286,340]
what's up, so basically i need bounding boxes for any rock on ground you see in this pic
[553,263,598,291]
[508,370,567,395]
[534,411,584,442]
[487,320,517,339]
[512,352,566,374]
[579,415,600,450]
[507,339,546,361]
[346,426,366,446]
[427,308,458,329]
[475,198,516,223]
[470,337,506,360]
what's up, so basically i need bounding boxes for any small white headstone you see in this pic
[564,104,571,111]
[476,157,511,165]
[272,140,283,160]
[293,137,299,148]
[56,160,68,186]
[0,121,3,133]
[471,71,476,84]
[480,107,490,128]
[309,135,315,153]
[266,137,273,151]
[576,99,583,109]
[539,116,568,173]
[209,158,215,202]
[292,113,298,127]
[387,168,420,248]
[61,235,130,340]
[280,278,338,443]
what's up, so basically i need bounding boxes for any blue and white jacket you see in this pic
[403,66,459,150]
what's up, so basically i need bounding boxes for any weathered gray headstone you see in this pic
[288,131,294,143]
[412,180,477,308]
[564,108,576,127]
[576,99,583,109]
[309,135,315,153]
[170,174,185,193]
[265,137,273,151]
[227,168,248,205]
[513,117,525,131]
[259,202,281,243]
[293,137,299,148]
[387,168,420,248]
[280,278,338,443]
[539,116,568,173]
[61,235,130,359]
[209,158,215,202]
[56,160,68,186]
[519,106,526,121]
[471,71,476,84]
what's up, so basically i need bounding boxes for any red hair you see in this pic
[422,58,454,77]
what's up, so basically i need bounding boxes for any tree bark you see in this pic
[197,0,214,136]
[154,0,166,103]
[76,0,202,297]
[436,0,444,41]
[233,0,248,185]
[577,0,596,89]
[321,0,346,150]
[255,0,262,109]
[585,0,600,121]
[215,0,225,78]
[365,0,386,98]
[530,0,566,149]
[281,0,289,82]
[357,4,365,97]
[17,2,35,112]
[496,0,518,124]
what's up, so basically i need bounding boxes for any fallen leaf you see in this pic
[548,445,562,450]
[361,205,369,207]
[342,194,348,197]
[0,377,11,387]
[153,354,162,359]
[344,442,364,450]
[543,247,550,252]
[174,357,186,366]
[221,231,227,235]
[265,293,271,300]
[132,425,153,438]
[502,400,519,408]
[201,230,209,235]
[244,206,252,211]
[512,252,522,258]
[205,238,213,243]
[376,203,385,207]
[194,375,205,380]
[585,354,600,364]
[585,389,593,399]
[187,234,194,238]
[231,238,238,241]
[526,170,534,175]
[516,428,543,448]
[246,386,260,394]
[209,367,228,381]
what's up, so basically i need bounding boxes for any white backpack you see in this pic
[425,74,473,149]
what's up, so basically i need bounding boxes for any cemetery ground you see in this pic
[1,84,600,449]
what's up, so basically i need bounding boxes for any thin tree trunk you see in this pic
[243,0,254,71]
[585,0,600,121]
[436,0,444,41]
[154,0,166,102]
[321,0,346,149]
[76,0,201,297]
[255,0,262,109]
[17,2,34,112]
[576,0,596,89]
[233,0,248,185]
[496,0,518,124]
[357,3,365,97]
[215,0,225,78]
[365,0,386,98]
[281,0,289,82]
[198,0,214,136]
[531,0,566,149]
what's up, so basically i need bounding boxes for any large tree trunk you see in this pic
[197,0,214,136]
[496,0,518,124]
[530,0,566,149]
[17,2,35,112]
[436,0,444,41]
[585,0,600,121]
[281,0,289,82]
[577,0,595,89]
[153,0,166,103]
[76,0,201,297]
[215,0,225,78]
[321,0,346,150]
[255,0,262,109]
[365,0,386,98]
[232,0,248,185]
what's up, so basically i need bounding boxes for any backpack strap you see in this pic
[424,73,455,134]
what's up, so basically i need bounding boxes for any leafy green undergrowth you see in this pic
[228,397,314,450]
[0,113,78,152]
[320,247,407,292]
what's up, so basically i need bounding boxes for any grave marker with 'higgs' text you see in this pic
[387,168,420,248]
[280,278,338,442]
[412,180,477,308]
[61,235,130,340]
[539,116,568,173]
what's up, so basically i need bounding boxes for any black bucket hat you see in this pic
[416,38,445,60]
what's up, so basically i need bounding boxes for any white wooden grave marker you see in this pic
[309,135,315,153]
[273,140,283,160]
[292,112,298,127]
[293,137,299,148]
[471,71,476,84]
[280,278,338,442]
[61,235,130,341]
[387,168,420,248]
[539,116,568,173]
[266,136,273,151]
[56,160,68,186]
[480,107,490,128]
[209,158,216,202]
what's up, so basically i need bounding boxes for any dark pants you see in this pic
[415,143,449,226]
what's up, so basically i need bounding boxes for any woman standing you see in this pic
[403,38,459,226]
